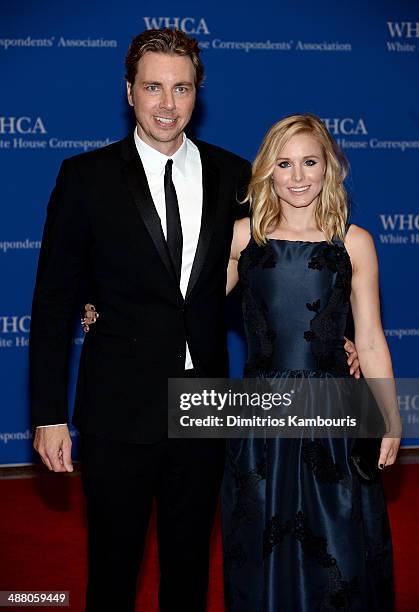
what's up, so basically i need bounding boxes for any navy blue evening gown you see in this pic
[222,235,394,611]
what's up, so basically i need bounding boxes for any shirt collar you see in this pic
[133,128,188,176]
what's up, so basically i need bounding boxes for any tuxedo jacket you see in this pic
[29,134,251,443]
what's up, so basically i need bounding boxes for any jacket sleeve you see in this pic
[29,158,91,428]
[234,158,252,220]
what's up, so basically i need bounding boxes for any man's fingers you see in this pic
[46,448,67,472]
[343,338,361,378]
[34,434,54,471]
[349,358,359,375]
[344,340,357,368]
[39,452,53,471]
[39,447,60,472]
[343,337,354,353]
[34,425,72,472]
[62,439,73,472]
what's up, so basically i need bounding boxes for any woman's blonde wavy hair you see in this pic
[247,114,349,245]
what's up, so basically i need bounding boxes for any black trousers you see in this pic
[80,428,225,612]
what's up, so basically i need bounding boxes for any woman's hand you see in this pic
[81,303,98,332]
[378,436,400,469]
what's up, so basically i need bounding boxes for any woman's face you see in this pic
[272,132,326,210]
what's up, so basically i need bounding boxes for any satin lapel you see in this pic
[120,137,176,284]
[186,145,219,300]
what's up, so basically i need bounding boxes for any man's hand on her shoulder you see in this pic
[34,424,73,472]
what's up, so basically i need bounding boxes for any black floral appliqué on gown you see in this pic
[222,237,394,612]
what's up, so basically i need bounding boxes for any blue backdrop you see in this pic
[1,0,418,464]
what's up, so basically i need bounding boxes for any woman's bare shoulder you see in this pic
[232,217,252,259]
[346,223,374,244]
[345,224,377,267]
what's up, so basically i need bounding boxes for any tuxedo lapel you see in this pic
[186,143,220,300]
[120,135,177,285]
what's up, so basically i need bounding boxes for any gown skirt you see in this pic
[222,237,394,612]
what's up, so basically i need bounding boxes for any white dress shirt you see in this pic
[134,129,203,370]
[39,130,203,428]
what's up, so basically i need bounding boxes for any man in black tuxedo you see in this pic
[30,28,251,612]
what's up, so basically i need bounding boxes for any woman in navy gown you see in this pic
[222,114,401,611]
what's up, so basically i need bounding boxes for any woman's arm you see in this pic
[226,217,252,295]
[345,224,401,467]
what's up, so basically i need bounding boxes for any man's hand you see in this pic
[344,337,361,379]
[33,425,73,472]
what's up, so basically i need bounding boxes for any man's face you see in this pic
[127,52,196,156]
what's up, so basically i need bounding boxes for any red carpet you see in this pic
[0,464,417,611]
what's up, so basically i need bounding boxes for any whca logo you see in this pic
[321,117,368,136]
[0,116,46,135]
[387,22,419,38]
[143,17,210,35]
[0,316,31,334]
[380,214,419,231]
